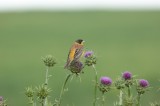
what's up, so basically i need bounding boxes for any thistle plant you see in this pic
[150,102,160,106]
[68,60,84,75]
[42,55,56,106]
[42,55,56,86]
[122,71,133,98]
[57,60,84,106]
[114,71,135,106]
[98,76,112,106]
[122,71,135,106]
[36,85,52,106]
[25,87,35,106]
[21,48,153,106]
[25,55,56,106]
[136,79,149,106]
[0,96,7,106]
[84,51,97,106]
[114,77,125,106]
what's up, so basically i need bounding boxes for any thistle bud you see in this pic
[42,55,56,67]
[36,85,51,100]
[68,60,84,74]
[136,79,149,95]
[114,78,125,90]
[25,87,34,98]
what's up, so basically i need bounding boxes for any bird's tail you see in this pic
[64,60,70,69]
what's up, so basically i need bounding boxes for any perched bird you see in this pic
[64,39,85,69]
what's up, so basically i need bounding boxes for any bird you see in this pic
[64,39,85,69]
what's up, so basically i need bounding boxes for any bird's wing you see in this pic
[73,45,84,61]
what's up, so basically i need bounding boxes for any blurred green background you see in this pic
[0,11,160,106]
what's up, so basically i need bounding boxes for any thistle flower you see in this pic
[139,79,149,88]
[136,79,150,106]
[68,60,84,74]
[136,79,150,95]
[42,55,56,67]
[84,51,93,58]
[122,71,134,88]
[99,76,112,93]
[100,77,112,86]
[122,71,132,80]
[84,51,97,66]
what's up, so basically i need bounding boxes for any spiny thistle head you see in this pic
[36,85,51,99]
[114,77,125,90]
[42,55,56,67]
[100,77,112,86]
[139,79,149,88]
[68,60,84,74]
[122,71,134,87]
[84,51,93,58]
[84,51,97,66]
[136,79,150,95]
[25,87,34,98]
[99,76,112,93]
[122,71,132,80]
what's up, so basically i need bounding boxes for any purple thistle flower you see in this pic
[84,51,93,58]
[122,71,132,80]
[139,79,149,88]
[100,77,112,86]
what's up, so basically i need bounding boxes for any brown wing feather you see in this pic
[64,43,84,69]
[64,44,76,68]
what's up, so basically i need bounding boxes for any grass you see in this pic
[0,11,160,106]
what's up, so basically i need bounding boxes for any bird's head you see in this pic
[75,39,85,44]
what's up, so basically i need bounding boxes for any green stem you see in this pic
[44,66,49,106]
[45,67,49,86]
[28,97,35,106]
[42,99,44,106]
[92,64,98,106]
[136,94,141,106]
[119,89,123,106]
[58,74,72,106]
[101,93,105,106]
[128,86,131,98]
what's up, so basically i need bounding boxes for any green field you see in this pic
[0,11,160,106]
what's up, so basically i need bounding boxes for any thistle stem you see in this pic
[101,93,105,106]
[44,66,49,106]
[92,64,98,106]
[58,74,72,106]
[127,86,131,98]
[119,89,123,106]
[136,94,141,106]
[28,97,35,106]
[45,67,49,86]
